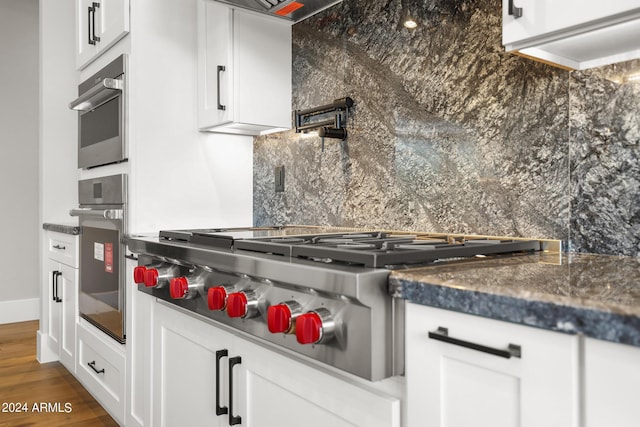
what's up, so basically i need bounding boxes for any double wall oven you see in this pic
[71,174,127,343]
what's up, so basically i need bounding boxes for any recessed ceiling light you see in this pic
[403,19,418,29]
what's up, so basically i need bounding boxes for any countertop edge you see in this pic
[42,223,81,236]
[392,276,640,348]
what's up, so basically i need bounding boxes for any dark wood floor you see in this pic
[0,320,118,427]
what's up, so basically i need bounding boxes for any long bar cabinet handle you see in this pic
[52,271,59,302]
[216,349,229,416]
[228,356,242,426]
[91,2,101,42]
[55,271,62,303]
[217,65,226,111]
[88,5,95,45]
[428,327,522,359]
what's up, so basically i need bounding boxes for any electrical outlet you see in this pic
[275,166,285,193]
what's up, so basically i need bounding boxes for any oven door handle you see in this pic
[69,77,123,111]
[70,208,123,220]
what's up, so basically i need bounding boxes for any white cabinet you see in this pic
[197,0,292,136]
[406,303,579,427]
[233,337,401,427]
[76,0,130,69]
[153,301,400,427]
[584,338,640,427]
[126,258,154,427]
[153,301,233,427]
[39,232,79,374]
[76,320,126,425]
[502,0,640,69]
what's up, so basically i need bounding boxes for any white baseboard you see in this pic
[0,297,39,324]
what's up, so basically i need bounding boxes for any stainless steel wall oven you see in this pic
[71,174,127,343]
[69,54,127,169]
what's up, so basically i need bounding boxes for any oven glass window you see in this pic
[80,226,120,310]
[80,96,119,148]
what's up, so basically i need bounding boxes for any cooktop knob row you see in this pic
[133,264,337,345]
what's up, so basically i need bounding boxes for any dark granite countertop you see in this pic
[390,252,640,347]
[43,222,81,235]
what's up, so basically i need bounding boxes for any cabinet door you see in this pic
[153,301,234,427]
[198,0,233,128]
[59,264,78,372]
[76,0,99,69]
[584,338,640,427]
[233,338,401,427]
[46,259,62,350]
[233,9,291,129]
[76,0,129,69]
[197,0,292,134]
[406,304,579,427]
[95,0,130,55]
[503,0,640,46]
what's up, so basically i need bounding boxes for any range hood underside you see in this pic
[216,0,342,22]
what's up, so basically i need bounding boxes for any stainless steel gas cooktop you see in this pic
[127,226,544,381]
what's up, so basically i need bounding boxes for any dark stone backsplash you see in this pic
[253,0,640,256]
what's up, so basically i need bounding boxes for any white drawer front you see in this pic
[48,232,78,267]
[77,322,125,424]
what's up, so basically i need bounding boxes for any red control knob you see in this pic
[207,286,229,311]
[133,266,147,284]
[170,277,189,299]
[296,312,323,344]
[144,268,159,288]
[226,292,248,318]
[268,304,292,333]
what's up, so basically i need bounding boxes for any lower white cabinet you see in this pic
[153,301,401,427]
[406,303,580,427]
[39,231,78,373]
[76,320,126,425]
[153,301,233,427]
[584,337,640,427]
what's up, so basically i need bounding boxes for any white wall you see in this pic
[40,0,78,224]
[127,0,253,233]
[0,0,40,319]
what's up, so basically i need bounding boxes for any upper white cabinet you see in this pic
[76,0,130,70]
[406,303,579,427]
[197,0,292,136]
[502,0,640,69]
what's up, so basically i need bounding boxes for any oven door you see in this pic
[75,211,126,343]
[69,54,127,169]
[77,92,125,169]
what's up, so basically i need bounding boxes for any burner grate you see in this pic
[235,232,541,268]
